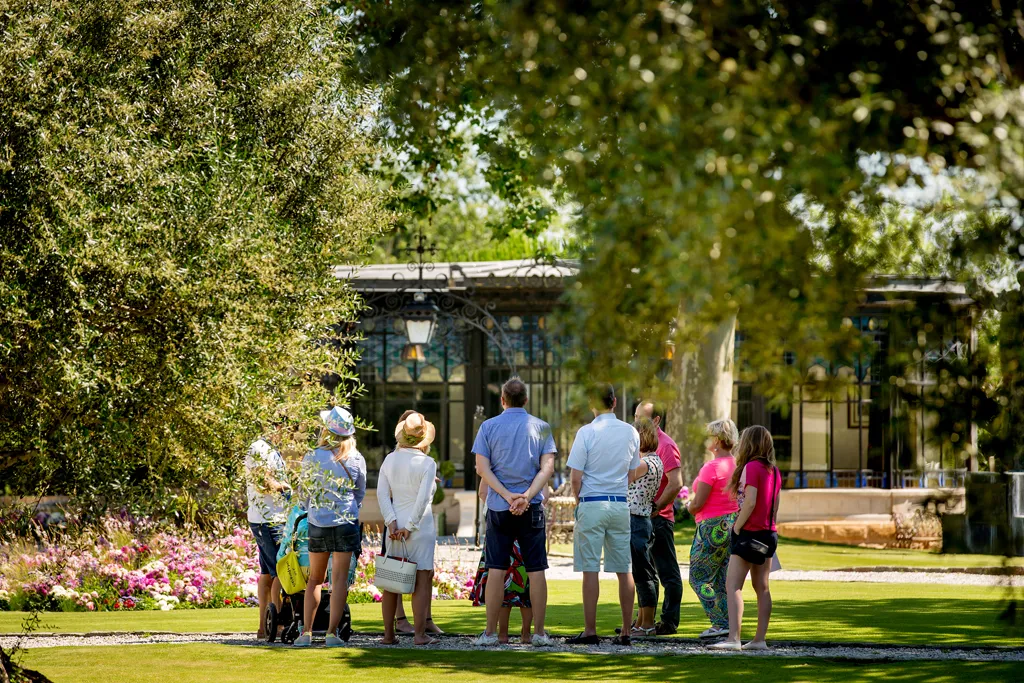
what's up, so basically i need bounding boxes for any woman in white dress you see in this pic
[377,412,438,646]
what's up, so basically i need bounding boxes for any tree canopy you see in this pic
[0,0,391,513]
[346,0,1022,368]
[345,0,1024,466]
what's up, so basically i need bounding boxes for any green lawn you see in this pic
[552,520,1024,570]
[16,644,1022,683]
[2,580,1018,647]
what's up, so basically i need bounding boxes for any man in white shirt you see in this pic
[246,421,290,639]
[565,384,641,646]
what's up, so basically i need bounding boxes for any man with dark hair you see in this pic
[472,376,556,647]
[634,399,684,635]
[566,384,642,646]
[502,377,529,408]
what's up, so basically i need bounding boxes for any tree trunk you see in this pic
[667,313,737,484]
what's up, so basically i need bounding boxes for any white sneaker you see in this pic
[742,640,768,651]
[472,632,500,647]
[699,627,729,640]
[324,634,346,648]
[292,633,313,648]
[531,633,555,647]
[708,640,741,651]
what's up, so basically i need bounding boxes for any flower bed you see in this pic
[0,516,475,612]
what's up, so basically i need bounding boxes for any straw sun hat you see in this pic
[395,412,436,450]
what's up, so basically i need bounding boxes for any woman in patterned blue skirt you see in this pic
[686,419,740,639]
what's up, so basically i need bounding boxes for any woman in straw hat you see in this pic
[377,411,439,646]
[294,406,366,648]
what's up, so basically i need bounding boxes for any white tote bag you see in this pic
[374,540,417,594]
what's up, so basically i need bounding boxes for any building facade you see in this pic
[338,260,977,491]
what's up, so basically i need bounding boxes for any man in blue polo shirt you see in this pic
[471,377,556,648]
[566,384,641,646]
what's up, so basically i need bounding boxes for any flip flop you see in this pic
[415,636,440,646]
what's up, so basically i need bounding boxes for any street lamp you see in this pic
[400,293,438,363]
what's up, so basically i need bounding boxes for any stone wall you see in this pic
[776,488,962,549]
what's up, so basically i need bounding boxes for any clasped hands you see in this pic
[505,493,530,515]
[387,521,410,541]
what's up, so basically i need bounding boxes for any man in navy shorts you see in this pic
[471,377,556,647]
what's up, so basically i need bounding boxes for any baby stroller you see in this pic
[264,507,351,644]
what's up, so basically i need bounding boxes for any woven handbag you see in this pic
[374,539,417,595]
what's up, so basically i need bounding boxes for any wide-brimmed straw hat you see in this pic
[319,406,356,437]
[394,412,435,450]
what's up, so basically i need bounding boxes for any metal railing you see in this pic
[779,468,966,489]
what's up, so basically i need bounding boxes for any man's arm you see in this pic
[652,467,683,515]
[519,452,555,508]
[475,454,523,507]
[570,467,584,502]
[627,459,649,484]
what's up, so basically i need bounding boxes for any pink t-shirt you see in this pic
[693,456,739,523]
[654,429,682,521]
[738,460,781,532]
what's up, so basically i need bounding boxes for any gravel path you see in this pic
[3,632,1022,663]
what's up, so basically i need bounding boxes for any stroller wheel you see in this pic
[265,603,278,643]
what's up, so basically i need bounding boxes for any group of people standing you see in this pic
[244,376,781,650]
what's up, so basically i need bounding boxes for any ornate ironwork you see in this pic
[357,224,536,373]
[362,289,519,373]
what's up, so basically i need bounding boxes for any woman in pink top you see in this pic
[710,425,781,652]
[685,419,739,640]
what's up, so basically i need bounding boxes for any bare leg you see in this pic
[484,565,508,636]
[381,591,399,644]
[327,551,353,634]
[257,573,273,637]
[303,552,330,636]
[617,572,635,637]
[749,562,773,644]
[498,606,511,644]
[271,577,282,611]
[395,599,415,633]
[526,570,548,636]
[637,605,656,630]
[724,554,751,645]
[520,606,533,643]
[581,572,600,636]
[412,569,435,645]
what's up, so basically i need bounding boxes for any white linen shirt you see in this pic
[566,412,641,499]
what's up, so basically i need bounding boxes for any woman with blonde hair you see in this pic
[686,418,740,640]
[626,417,664,637]
[294,407,366,648]
[377,412,439,646]
[710,425,781,651]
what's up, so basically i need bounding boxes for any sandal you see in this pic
[426,618,444,635]
[630,626,656,638]
[414,636,440,646]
